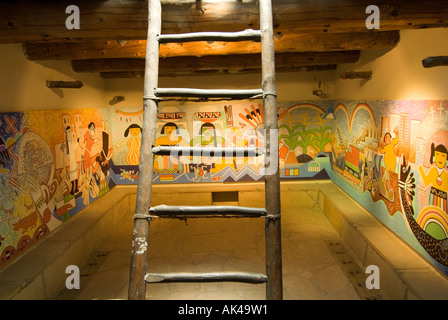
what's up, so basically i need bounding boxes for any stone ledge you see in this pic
[319,182,448,300]
[1,181,447,300]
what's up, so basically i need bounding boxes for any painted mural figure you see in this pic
[97,120,113,172]
[190,123,225,148]
[380,127,399,173]
[64,126,80,195]
[83,122,97,175]
[419,143,448,212]
[155,122,188,171]
[96,120,113,194]
[190,122,226,168]
[124,123,142,165]
[379,127,399,193]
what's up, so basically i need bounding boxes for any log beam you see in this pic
[340,71,373,80]
[46,80,83,88]
[71,51,360,74]
[422,56,448,68]
[1,0,447,43]
[24,31,399,61]
[99,65,337,78]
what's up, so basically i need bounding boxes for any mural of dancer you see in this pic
[419,143,448,212]
[380,127,399,172]
[83,122,98,176]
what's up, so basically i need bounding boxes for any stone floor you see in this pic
[54,201,385,300]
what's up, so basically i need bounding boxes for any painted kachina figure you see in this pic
[419,143,448,212]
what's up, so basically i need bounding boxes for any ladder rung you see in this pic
[155,88,263,99]
[152,146,265,157]
[158,29,262,44]
[149,205,267,218]
[145,272,268,284]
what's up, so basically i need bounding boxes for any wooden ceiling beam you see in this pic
[1,0,447,43]
[24,31,398,61]
[72,51,360,73]
[99,65,338,79]
[71,51,359,77]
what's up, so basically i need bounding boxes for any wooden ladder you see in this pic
[128,0,282,300]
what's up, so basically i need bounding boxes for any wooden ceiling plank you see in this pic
[73,51,360,74]
[24,31,398,61]
[1,0,447,43]
[99,65,338,79]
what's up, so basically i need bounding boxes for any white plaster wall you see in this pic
[0,44,107,113]
[1,28,447,113]
[333,28,448,101]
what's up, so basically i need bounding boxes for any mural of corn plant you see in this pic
[279,111,332,157]
[279,113,316,156]
[296,126,318,155]
[278,122,302,152]
[312,125,332,153]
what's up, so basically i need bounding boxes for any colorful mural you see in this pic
[110,102,333,184]
[330,100,448,275]
[1,100,447,276]
[0,109,115,268]
[0,102,332,268]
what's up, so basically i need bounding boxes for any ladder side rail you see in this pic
[259,0,283,300]
[128,0,161,300]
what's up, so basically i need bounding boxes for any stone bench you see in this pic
[317,181,448,299]
[1,180,447,299]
